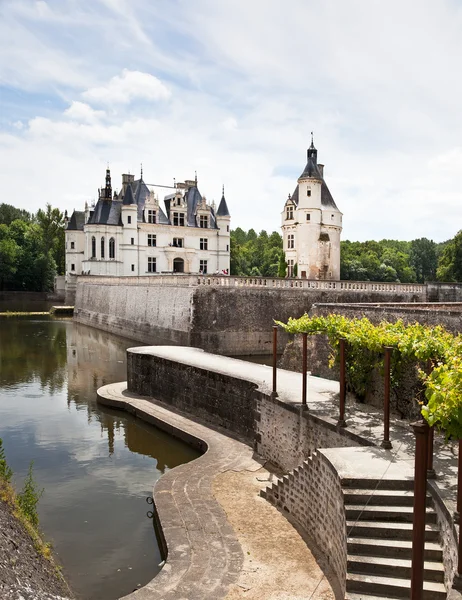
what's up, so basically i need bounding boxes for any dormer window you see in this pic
[147,210,156,224]
[286,206,294,220]
[173,212,185,226]
[199,215,208,228]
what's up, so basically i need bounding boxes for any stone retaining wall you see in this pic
[73,275,429,355]
[261,452,347,598]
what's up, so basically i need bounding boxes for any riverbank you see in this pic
[0,495,72,600]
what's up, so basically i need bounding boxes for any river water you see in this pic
[0,316,200,600]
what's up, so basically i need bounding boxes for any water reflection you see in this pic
[0,317,199,600]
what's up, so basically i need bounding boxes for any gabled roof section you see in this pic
[87,200,123,226]
[157,205,170,225]
[67,210,85,231]
[217,189,230,217]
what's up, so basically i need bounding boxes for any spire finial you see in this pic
[195,170,198,185]
[140,163,143,179]
[310,131,314,147]
[222,184,225,196]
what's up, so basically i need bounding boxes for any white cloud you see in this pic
[2,0,462,242]
[64,102,106,124]
[82,70,171,106]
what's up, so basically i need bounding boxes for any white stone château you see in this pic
[65,168,231,280]
[281,138,342,279]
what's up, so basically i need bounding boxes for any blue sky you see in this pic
[1,0,462,242]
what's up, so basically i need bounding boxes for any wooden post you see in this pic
[337,338,347,427]
[381,346,393,449]
[302,333,307,405]
[272,325,278,396]
[411,420,429,600]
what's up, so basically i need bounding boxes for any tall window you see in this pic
[173,212,185,226]
[306,214,311,221]
[200,238,208,250]
[199,215,208,228]
[101,237,105,258]
[91,236,96,258]
[148,257,156,273]
[70,241,75,249]
[127,216,132,224]
[147,210,156,224]
[307,189,311,197]
[172,238,183,248]
[131,238,134,245]
[287,259,294,277]
[287,234,295,249]
[109,237,115,259]
[147,234,156,247]
[71,264,75,271]
[200,259,208,274]
[286,206,293,220]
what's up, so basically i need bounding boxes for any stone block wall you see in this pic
[256,394,365,472]
[261,451,347,598]
[127,351,258,444]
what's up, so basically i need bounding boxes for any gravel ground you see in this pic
[214,466,338,600]
[0,498,73,600]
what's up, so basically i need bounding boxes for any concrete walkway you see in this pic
[99,346,458,599]
[131,347,458,511]
[98,381,336,600]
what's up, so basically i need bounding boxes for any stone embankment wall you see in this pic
[73,275,428,355]
[261,452,347,598]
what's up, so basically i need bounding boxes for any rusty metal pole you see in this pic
[411,420,429,600]
[272,325,278,397]
[302,333,308,405]
[381,346,393,449]
[337,338,347,427]
[426,359,436,479]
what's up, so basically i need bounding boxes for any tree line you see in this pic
[0,203,65,292]
[231,227,462,283]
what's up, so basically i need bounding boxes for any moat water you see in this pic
[0,316,200,600]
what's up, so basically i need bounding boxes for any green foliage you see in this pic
[230,228,283,276]
[0,202,64,291]
[276,314,461,437]
[0,438,13,483]
[436,230,462,282]
[17,462,43,528]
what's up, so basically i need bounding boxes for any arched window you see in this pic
[101,237,105,258]
[91,236,96,258]
[173,257,184,273]
[109,237,115,259]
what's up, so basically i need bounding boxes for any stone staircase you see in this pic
[343,478,446,600]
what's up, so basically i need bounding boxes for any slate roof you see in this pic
[292,142,339,211]
[216,193,230,217]
[87,175,221,228]
[67,210,85,231]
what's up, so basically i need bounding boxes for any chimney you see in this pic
[318,164,324,178]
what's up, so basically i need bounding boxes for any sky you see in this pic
[1,0,462,242]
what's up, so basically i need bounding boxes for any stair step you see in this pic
[348,554,444,582]
[346,572,446,599]
[344,488,431,507]
[342,478,414,491]
[346,504,436,524]
[346,594,398,600]
[346,520,440,541]
[347,537,443,561]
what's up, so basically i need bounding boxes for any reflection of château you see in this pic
[66,324,187,470]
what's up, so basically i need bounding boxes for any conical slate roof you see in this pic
[217,192,230,217]
[123,185,135,205]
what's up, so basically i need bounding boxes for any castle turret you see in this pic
[121,184,138,275]
[216,185,231,273]
[281,137,342,280]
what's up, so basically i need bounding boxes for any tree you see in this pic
[36,204,65,275]
[410,238,438,283]
[437,231,462,282]
[0,203,32,226]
